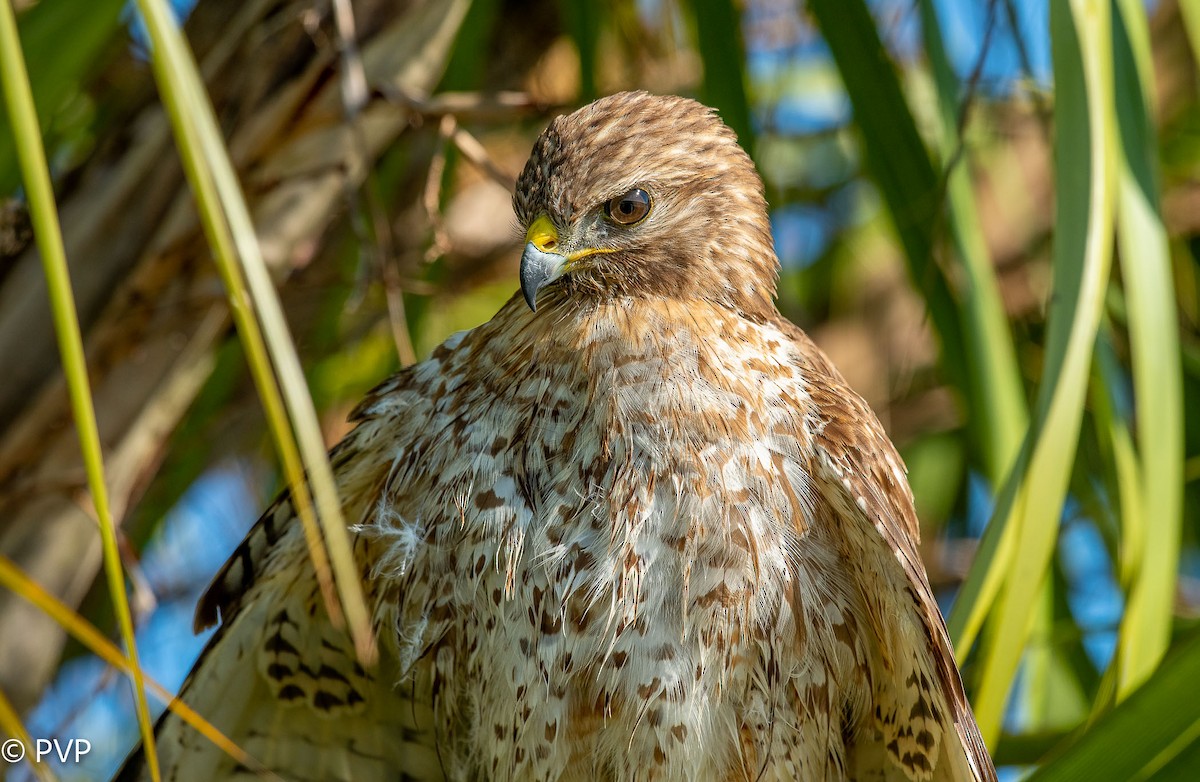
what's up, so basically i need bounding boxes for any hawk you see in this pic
[119,91,996,781]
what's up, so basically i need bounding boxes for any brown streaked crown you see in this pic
[513,91,779,318]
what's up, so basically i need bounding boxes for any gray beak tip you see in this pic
[519,243,564,313]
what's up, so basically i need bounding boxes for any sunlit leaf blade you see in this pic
[1180,0,1200,80]
[916,0,1027,483]
[133,0,470,667]
[917,0,1031,670]
[807,0,981,417]
[126,0,477,669]
[971,0,1117,745]
[948,437,1031,657]
[1146,733,1200,782]
[1110,0,1184,699]
[130,0,351,657]
[1084,342,1140,719]
[0,3,160,777]
[817,0,1039,675]
[1028,631,1200,781]
[1092,337,1145,588]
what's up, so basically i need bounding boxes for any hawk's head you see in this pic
[513,92,778,318]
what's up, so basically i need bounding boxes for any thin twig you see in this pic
[377,85,526,189]
[927,0,1002,279]
[330,0,369,118]
[422,115,454,264]
[377,86,555,122]
[449,123,518,192]
[1001,0,1054,130]
[329,0,417,365]
[366,176,417,365]
[945,0,1000,181]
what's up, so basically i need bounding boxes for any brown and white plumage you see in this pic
[119,91,996,781]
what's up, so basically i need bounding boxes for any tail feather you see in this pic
[194,495,294,632]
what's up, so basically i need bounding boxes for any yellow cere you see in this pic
[525,215,559,253]
[525,214,618,264]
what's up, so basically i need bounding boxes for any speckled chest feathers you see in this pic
[135,91,993,782]
[357,300,871,782]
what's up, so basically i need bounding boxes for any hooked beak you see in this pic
[520,215,566,311]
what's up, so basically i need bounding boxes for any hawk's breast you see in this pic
[365,303,873,781]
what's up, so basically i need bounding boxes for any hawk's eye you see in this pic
[604,188,652,226]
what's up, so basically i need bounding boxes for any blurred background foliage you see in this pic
[0,0,1197,779]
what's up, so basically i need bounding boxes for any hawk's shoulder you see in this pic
[194,327,476,632]
[773,315,996,782]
